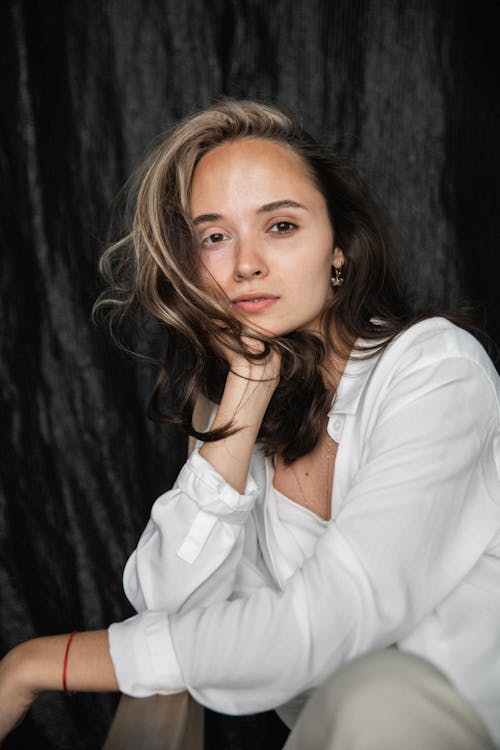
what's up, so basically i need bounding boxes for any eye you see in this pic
[269,221,297,234]
[200,232,230,247]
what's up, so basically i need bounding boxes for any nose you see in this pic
[233,237,268,280]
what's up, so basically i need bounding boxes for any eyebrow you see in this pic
[192,199,308,226]
[192,213,221,226]
[257,199,308,214]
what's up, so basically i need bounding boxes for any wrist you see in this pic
[225,367,278,404]
[215,373,276,434]
[4,634,76,695]
[228,355,280,383]
[2,642,42,698]
[1,631,118,698]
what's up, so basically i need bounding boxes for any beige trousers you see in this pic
[284,649,495,750]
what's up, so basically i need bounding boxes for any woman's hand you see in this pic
[0,645,38,741]
[214,329,282,383]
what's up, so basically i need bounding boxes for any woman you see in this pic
[1,100,499,749]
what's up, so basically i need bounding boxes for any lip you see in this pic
[231,293,279,313]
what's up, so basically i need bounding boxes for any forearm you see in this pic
[199,369,277,493]
[7,630,118,695]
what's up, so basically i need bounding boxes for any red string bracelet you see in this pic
[62,631,78,697]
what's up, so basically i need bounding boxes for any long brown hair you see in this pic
[94,99,457,463]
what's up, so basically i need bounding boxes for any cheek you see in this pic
[199,254,218,283]
[299,259,333,310]
[298,248,333,289]
[200,249,229,278]
[199,252,231,296]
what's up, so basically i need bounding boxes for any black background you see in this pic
[1,1,499,747]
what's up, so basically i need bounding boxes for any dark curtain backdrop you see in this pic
[1,1,499,748]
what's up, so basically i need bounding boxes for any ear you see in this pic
[332,246,345,268]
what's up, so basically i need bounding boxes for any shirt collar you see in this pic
[327,340,384,417]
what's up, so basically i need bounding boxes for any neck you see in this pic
[319,337,353,393]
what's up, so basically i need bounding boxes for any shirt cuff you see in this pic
[178,450,259,514]
[174,450,259,563]
[108,610,184,697]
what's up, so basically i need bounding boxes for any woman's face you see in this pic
[190,138,344,337]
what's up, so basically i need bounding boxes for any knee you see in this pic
[320,649,408,726]
[285,650,406,749]
[285,650,401,750]
[286,650,494,750]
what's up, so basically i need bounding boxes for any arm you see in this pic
[199,364,278,493]
[0,347,280,740]
[0,630,117,739]
[123,349,279,616]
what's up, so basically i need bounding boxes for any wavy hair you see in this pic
[95,100,422,463]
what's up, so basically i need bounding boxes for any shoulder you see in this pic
[378,317,498,388]
[337,317,499,420]
[352,318,500,427]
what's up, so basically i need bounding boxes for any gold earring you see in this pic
[331,264,344,287]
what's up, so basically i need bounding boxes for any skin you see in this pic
[0,138,346,741]
[0,630,118,739]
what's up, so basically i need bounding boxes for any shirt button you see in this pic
[330,416,344,439]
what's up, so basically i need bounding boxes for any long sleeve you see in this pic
[108,450,264,696]
[109,320,500,719]
[122,450,261,614]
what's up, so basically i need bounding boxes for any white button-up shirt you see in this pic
[109,318,500,745]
